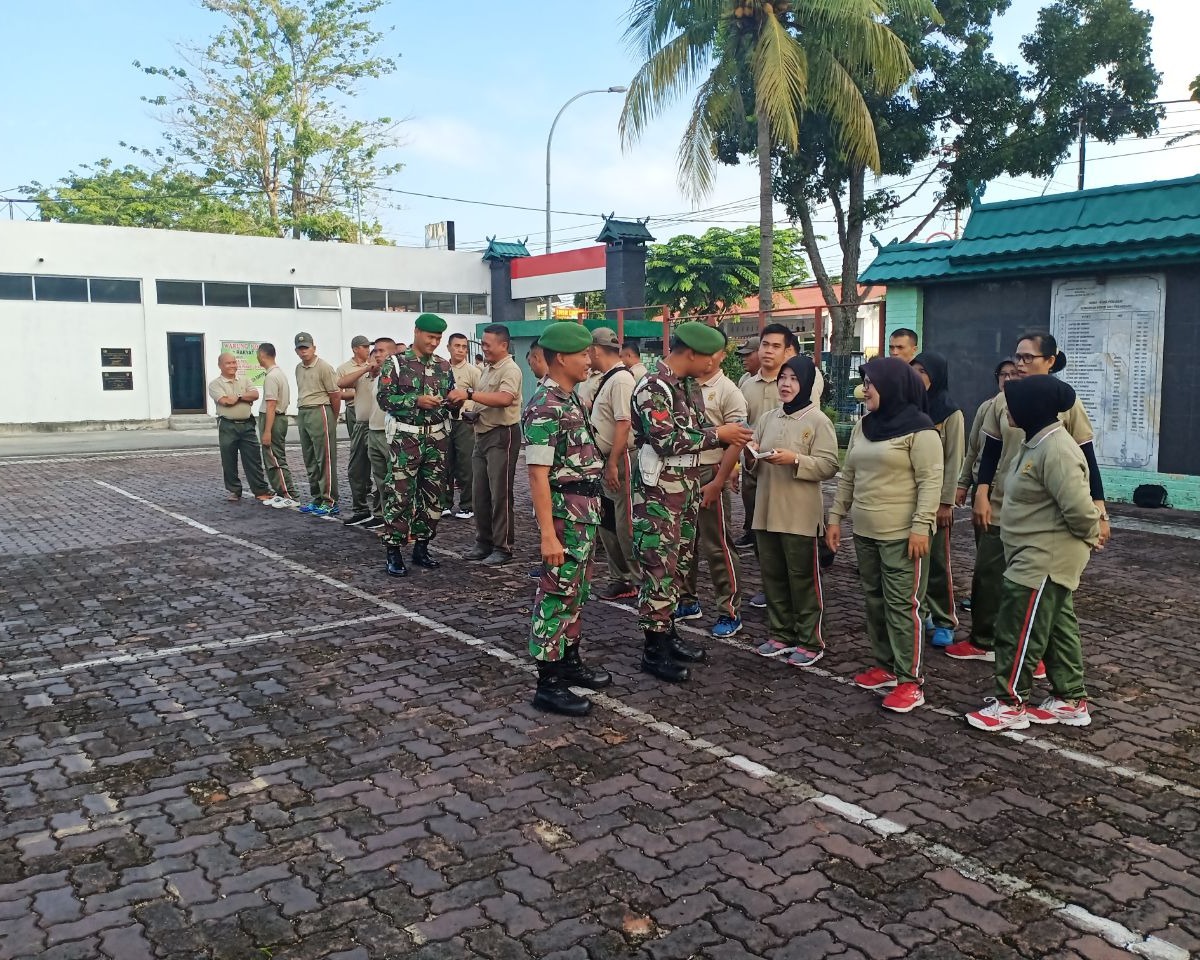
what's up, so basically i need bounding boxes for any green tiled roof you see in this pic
[861,175,1200,284]
[481,238,530,262]
[596,217,655,244]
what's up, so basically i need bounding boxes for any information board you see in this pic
[1050,274,1164,470]
[220,340,266,386]
[102,371,134,391]
[101,347,132,367]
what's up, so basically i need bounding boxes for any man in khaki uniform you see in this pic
[448,323,523,564]
[737,337,760,388]
[740,323,794,554]
[621,341,647,383]
[256,342,298,507]
[293,332,341,516]
[208,352,272,503]
[336,335,373,525]
[445,332,481,519]
[362,337,398,530]
[587,327,640,599]
[678,350,748,637]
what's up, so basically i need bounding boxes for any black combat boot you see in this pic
[532,661,592,716]
[385,545,407,577]
[641,631,690,683]
[666,619,708,663]
[560,644,612,689]
[411,540,440,568]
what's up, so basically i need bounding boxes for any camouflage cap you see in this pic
[675,321,726,356]
[538,321,592,353]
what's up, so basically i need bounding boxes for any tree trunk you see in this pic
[757,90,773,315]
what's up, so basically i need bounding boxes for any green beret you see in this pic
[675,321,726,355]
[537,321,592,353]
[414,313,447,334]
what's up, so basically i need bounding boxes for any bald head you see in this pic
[218,353,238,378]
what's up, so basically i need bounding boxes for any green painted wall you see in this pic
[884,286,923,342]
[1102,469,1200,512]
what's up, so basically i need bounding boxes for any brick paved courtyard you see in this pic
[0,443,1197,960]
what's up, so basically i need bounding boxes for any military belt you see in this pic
[553,480,602,497]
[661,453,700,468]
[390,420,448,437]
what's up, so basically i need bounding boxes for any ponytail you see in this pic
[1019,331,1067,372]
[1050,351,1067,373]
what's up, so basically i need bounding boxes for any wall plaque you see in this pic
[102,371,134,391]
[101,347,133,367]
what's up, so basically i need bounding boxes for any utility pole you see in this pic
[1077,111,1087,191]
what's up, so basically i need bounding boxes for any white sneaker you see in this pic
[441,508,453,517]
[1026,697,1091,727]
[455,509,474,520]
[966,698,1030,732]
[261,496,285,507]
[273,497,300,509]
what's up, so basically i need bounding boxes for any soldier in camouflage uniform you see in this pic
[376,313,457,577]
[523,322,614,716]
[632,322,754,683]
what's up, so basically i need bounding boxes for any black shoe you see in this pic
[343,512,372,526]
[641,631,689,683]
[532,662,592,716]
[560,645,612,689]
[482,550,512,566]
[666,622,708,663]
[411,540,441,568]
[734,531,756,550]
[385,545,408,577]
[528,564,544,580]
[361,515,385,530]
[465,545,493,561]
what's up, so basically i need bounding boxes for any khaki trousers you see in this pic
[472,424,521,553]
[597,448,640,585]
[680,464,741,618]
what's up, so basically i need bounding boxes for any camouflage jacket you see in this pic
[522,378,603,524]
[631,365,721,458]
[376,349,455,427]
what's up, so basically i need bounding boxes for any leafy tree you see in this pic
[644,225,808,322]
[134,0,401,241]
[1168,73,1200,145]
[763,0,1160,413]
[619,0,938,312]
[22,159,272,234]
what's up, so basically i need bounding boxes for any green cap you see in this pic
[675,321,726,355]
[414,313,447,334]
[537,321,592,353]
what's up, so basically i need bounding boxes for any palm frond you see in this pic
[676,56,744,202]
[805,46,881,170]
[753,11,810,152]
[793,0,922,94]
[620,25,719,147]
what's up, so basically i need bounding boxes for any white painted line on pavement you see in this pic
[87,480,1191,960]
[0,449,217,466]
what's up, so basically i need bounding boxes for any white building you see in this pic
[0,221,491,429]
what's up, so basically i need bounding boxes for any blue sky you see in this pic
[1,1,1196,267]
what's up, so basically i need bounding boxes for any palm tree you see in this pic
[620,0,937,312]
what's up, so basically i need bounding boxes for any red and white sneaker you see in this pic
[944,640,995,662]
[1033,660,1047,680]
[1026,697,1091,727]
[881,682,925,713]
[853,667,898,690]
[966,698,1030,732]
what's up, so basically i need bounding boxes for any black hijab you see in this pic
[781,355,817,415]
[1004,375,1076,440]
[912,351,959,426]
[859,356,936,442]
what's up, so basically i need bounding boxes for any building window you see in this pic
[250,283,295,309]
[387,290,421,312]
[157,280,204,305]
[0,274,33,300]
[89,278,142,304]
[421,292,456,313]
[35,276,89,302]
[296,286,340,309]
[458,293,488,315]
[350,287,387,311]
[204,282,249,308]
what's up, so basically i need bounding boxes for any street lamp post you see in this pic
[544,85,627,318]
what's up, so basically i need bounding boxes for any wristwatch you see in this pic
[466,387,474,400]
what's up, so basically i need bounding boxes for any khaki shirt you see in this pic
[208,375,255,421]
[696,371,748,465]
[983,392,1093,525]
[958,396,994,489]
[336,359,368,408]
[589,365,636,456]
[829,424,944,540]
[353,369,381,430]
[474,354,523,434]
[259,366,290,417]
[1001,424,1101,591]
[295,357,339,408]
[741,371,780,427]
[748,406,840,536]
[576,371,602,411]
[628,362,648,383]
[935,408,966,506]
[451,360,482,417]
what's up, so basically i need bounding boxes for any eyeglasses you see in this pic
[1013,353,1050,365]
[997,371,1018,380]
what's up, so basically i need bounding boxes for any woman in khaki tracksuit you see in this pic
[966,375,1101,732]
[745,356,839,667]
[827,357,943,714]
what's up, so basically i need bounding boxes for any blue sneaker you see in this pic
[924,616,935,634]
[311,503,340,518]
[675,600,703,621]
[299,503,319,514]
[711,615,742,638]
[931,626,955,648]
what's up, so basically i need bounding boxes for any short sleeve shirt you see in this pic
[208,376,254,421]
[295,358,339,407]
[475,354,523,434]
[522,378,603,524]
[260,366,291,416]
[588,366,636,455]
[336,359,369,408]
[697,371,749,465]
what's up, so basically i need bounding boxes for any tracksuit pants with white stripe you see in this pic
[680,464,740,617]
[296,405,338,507]
[993,576,1086,706]
[756,532,822,649]
[258,412,297,500]
[854,535,929,684]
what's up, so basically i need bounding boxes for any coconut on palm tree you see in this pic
[619,0,938,312]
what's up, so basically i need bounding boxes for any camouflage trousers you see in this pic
[633,471,701,632]
[381,430,448,546]
[530,512,598,661]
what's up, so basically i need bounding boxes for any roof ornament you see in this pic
[968,181,987,211]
